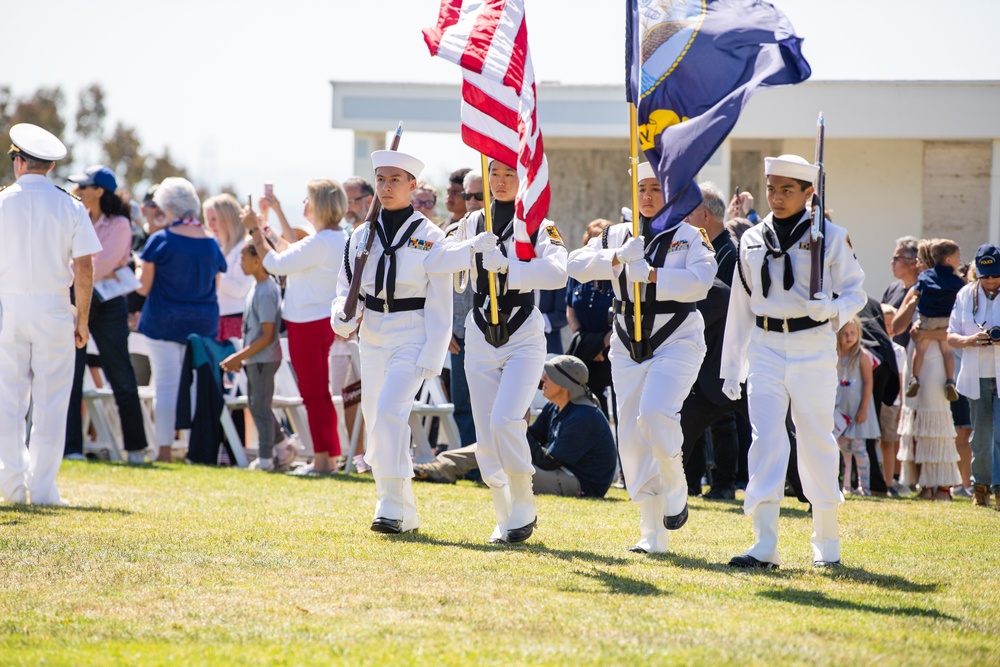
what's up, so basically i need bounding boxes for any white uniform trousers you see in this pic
[610,334,705,502]
[743,342,844,514]
[359,339,425,479]
[0,292,76,504]
[465,309,545,487]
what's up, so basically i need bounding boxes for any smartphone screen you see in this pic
[264,183,273,197]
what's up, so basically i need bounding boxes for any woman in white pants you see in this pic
[136,178,227,463]
[427,161,567,544]
[567,163,716,553]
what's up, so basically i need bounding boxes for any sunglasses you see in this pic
[463,192,485,202]
[413,199,435,208]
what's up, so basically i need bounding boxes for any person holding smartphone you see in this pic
[947,243,1000,510]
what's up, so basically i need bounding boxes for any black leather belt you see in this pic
[363,295,426,313]
[473,291,534,313]
[612,299,696,317]
[755,315,827,333]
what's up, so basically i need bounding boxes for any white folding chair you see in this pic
[81,369,126,461]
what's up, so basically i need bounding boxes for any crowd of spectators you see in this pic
[60,165,1000,513]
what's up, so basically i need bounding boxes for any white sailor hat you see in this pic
[371,150,424,179]
[764,154,818,183]
[7,123,68,162]
[629,161,656,182]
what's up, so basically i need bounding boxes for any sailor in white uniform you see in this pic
[332,150,452,534]
[0,123,102,505]
[567,162,716,553]
[721,154,866,569]
[426,160,567,544]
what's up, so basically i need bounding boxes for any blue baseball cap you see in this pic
[974,244,1000,278]
[68,165,118,192]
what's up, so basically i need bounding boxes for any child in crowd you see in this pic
[220,241,289,471]
[835,316,881,495]
[903,239,965,400]
[879,303,908,495]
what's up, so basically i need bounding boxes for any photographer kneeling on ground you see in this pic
[413,355,617,498]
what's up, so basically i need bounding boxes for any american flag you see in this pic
[423,0,550,260]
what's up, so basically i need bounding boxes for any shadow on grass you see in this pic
[815,565,941,593]
[77,459,178,472]
[757,588,958,621]
[415,534,630,567]
[572,568,666,596]
[0,504,133,516]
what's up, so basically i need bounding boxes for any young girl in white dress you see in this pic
[835,316,882,495]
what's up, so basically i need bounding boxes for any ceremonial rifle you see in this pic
[340,122,403,321]
[809,112,826,298]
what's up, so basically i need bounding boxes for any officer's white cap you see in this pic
[629,161,656,182]
[371,150,424,179]
[8,123,67,162]
[764,154,818,183]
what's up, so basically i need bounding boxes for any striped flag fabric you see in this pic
[423,0,550,260]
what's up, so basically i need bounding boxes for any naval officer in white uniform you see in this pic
[427,160,567,544]
[567,162,716,553]
[0,123,102,505]
[333,150,452,534]
[721,154,866,569]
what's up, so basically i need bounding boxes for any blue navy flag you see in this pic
[626,0,811,234]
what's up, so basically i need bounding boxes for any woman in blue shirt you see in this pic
[137,177,227,463]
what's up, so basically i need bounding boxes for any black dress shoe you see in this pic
[628,546,648,554]
[702,487,736,500]
[506,518,536,543]
[370,517,403,534]
[728,554,779,570]
[813,559,842,568]
[663,503,688,530]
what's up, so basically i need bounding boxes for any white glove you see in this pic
[805,293,839,322]
[471,231,498,254]
[332,308,359,337]
[481,248,509,274]
[415,366,437,380]
[625,259,651,284]
[616,236,646,264]
[722,378,742,401]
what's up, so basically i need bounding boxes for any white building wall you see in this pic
[783,138,924,298]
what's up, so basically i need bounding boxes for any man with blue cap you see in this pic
[332,149,452,535]
[0,123,102,505]
[947,243,1000,511]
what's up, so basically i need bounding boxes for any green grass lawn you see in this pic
[1,461,998,666]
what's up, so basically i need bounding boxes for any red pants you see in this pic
[286,318,340,457]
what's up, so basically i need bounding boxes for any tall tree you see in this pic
[103,122,146,188]
[75,84,106,140]
[0,86,69,184]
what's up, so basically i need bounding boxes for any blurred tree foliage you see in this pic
[1,83,190,191]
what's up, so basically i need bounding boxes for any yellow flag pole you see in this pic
[628,103,643,342]
[480,153,499,326]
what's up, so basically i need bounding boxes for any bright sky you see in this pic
[4,0,999,211]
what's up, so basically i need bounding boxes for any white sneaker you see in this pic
[127,451,149,465]
[256,458,275,472]
[353,454,371,474]
[64,453,87,462]
[951,485,973,498]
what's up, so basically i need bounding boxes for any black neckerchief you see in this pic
[760,209,810,297]
[374,206,420,311]
[639,215,653,248]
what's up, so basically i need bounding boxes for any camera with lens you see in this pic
[986,326,1000,343]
